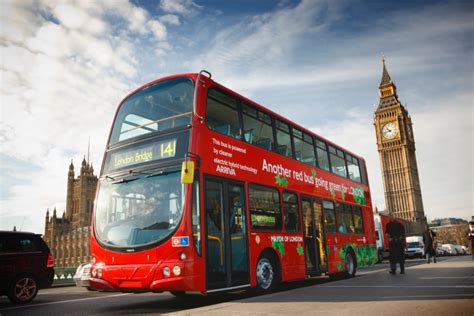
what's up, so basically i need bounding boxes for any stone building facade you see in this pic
[374,57,427,234]
[44,158,97,268]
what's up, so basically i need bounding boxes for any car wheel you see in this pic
[344,251,356,278]
[255,254,279,293]
[8,275,39,304]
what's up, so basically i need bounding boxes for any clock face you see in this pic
[382,122,398,140]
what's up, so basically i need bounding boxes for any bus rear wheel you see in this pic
[344,251,356,278]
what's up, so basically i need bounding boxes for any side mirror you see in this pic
[181,161,195,184]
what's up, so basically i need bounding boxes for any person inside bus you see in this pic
[207,196,222,234]
[385,213,406,275]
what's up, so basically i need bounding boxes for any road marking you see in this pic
[357,268,388,275]
[382,293,474,299]
[0,293,131,311]
[419,276,474,279]
[321,285,474,288]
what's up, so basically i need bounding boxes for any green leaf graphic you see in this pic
[272,240,285,256]
[275,175,282,186]
[297,243,304,256]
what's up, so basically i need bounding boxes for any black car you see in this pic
[0,231,54,303]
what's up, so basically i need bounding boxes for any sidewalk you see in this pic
[166,257,474,316]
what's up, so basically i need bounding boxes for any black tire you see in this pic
[8,275,39,304]
[255,253,279,294]
[86,286,94,291]
[343,251,357,278]
[170,291,187,297]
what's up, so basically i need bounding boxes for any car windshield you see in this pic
[94,171,184,248]
[110,77,194,144]
[407,242,421,248]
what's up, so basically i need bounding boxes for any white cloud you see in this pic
[0,0,178,233]
[160,14,180,26]
[159,0,201,16]
[147,20,167,41]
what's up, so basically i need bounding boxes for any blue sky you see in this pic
[1,0,472,234]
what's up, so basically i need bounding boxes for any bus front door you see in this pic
[204,179,249,291]
[302,196,327,276]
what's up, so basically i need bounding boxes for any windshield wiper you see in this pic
[146,169,180,178]
[112,177,139,184]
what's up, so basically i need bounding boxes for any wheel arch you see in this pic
[258,247,282,282]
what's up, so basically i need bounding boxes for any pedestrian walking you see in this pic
[468,220,474,261]
[423,226,437,263]
[385,213,406,274]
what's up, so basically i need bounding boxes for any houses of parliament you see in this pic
[43,158,97,268]
[43,57,426,268]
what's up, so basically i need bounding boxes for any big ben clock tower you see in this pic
[374,56,426,234]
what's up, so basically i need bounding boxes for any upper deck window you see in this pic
[346,154,361,183]
[275,119,293,158]
[110,77,194,144]
[329,145,347,178]
[206,88,241,139]
[315,139,330,172]
[242,103,274,151]
[293,129,316,166]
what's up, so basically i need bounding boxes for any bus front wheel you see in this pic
[255,254,279,293]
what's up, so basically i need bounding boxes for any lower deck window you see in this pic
[249,184,281,230]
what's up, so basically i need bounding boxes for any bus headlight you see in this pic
[162,266,171,277]
[172,266,181,276]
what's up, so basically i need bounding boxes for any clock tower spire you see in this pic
[373,56,426,234]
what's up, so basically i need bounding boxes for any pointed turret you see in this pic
[69,159,74,173]
[380,55,393,86]
[81,156,87,174]
[377,54,399,109]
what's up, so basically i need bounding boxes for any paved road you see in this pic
[0,256,472,315]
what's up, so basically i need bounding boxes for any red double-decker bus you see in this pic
[90,71,377,295]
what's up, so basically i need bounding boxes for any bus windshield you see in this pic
[110,77,194,144]
[94,171,184,248]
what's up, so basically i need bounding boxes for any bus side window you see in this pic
[275,119,293,158]
[242,103,274,151]
[315,139,330,172]
[329,146,348,178]
[323,200,336,233]
[249,184,281,231]
[283,191,299,232]
[206,88,241,139]
[353,206,364,234]
[293,129,316,166]
[347,154,361,183]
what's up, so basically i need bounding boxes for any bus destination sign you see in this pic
[108,139,177,171]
